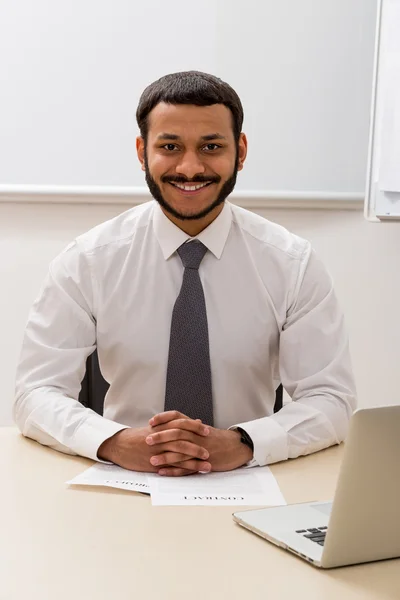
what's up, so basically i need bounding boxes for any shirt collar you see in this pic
[152,201,233,260]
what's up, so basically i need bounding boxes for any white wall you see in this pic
[0,0,376,192]
[1,201,399,426]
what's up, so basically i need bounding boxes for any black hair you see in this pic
[136,71,244,142]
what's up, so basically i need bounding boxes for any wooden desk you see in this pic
[1,427,399,600]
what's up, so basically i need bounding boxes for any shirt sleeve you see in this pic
[13,242,128,461]
[232,247,357,466]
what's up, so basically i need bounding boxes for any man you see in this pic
[14,71,356,477]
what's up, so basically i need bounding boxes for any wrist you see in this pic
[97,429,126,461]
[232,428,254,466]
[235,427,254,452]
[238,442,253,465]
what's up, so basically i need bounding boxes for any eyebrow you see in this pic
[156,133,227,141]
[156,133,180,141]
[201,133,227,141]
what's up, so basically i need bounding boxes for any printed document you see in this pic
[66,463,152,494]
[150,466,286,506]
[67,464,286,506]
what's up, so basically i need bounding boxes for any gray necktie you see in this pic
[164,240,214,426]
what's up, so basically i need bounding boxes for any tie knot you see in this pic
[177,240,208,269]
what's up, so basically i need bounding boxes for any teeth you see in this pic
[174,182,210,191]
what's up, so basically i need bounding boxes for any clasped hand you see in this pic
[97,411,252,477]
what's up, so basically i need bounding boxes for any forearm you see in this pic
[14,386,127,460]
[235,387,356,466]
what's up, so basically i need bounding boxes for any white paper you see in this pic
[66,463,152,494]
[67,464,286,507]
[150,466,286,506]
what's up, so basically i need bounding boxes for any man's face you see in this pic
[137,103,247,222]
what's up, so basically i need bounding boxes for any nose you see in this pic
[175,150,205,180]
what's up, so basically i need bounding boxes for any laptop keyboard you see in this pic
[296,526,328,546]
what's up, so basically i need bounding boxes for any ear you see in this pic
[136,136,146,172]
[237,133,248,172]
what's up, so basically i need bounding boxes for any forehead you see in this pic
[147,102,234,140]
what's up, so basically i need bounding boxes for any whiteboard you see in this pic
[365,0,400,220]
[0,0,377,196]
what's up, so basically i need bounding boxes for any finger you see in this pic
[171,459,211,472]
[149,452,193,466]
[146,427,208,447]
[150,440,209,460]
[150,418,210,437]
[146,439,209,460]
[158,468,198,477]
[149,411,189,426]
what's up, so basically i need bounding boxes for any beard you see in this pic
[144,149,239,221]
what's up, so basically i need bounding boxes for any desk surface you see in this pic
[1,427,399,600]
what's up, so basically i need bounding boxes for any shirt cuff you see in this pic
[230,416,289,466]
[71,415,129,462]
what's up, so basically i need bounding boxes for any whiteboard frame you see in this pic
[365,0,400,221]
[0,185,363,210]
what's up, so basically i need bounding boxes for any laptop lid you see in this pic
[233,405,400,569]
[320,405,400,567]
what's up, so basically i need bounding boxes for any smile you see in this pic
[170,182,212,192]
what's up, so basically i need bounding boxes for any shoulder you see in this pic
[74,201,153,254]
[50,201,153,276]
[230,203,310,263]
[229,203,333,320]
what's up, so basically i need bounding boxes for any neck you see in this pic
[162,203,224,236]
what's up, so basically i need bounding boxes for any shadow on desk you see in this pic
[325,558,400,598]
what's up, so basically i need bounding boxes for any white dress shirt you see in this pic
[14,200,357,466]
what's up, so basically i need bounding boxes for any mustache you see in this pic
[161,175,221,185]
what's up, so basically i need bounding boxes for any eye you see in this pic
[162,144,179,151]
[202,143,221,152]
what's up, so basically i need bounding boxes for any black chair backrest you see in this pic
[79,350,110,416]
[79,350,284,416]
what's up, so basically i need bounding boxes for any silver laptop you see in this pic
[233,405,400,568]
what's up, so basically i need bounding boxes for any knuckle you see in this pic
[150,443,161,455]
[182,459,197,469]
[182,461,196,470]
[186,442,199,454]
[175,454,187,462]
[157,453,171,464]
[164,453,177,464]
[151,424,163,433]
[176,440,189,452]
[170,469,183,477]
[160,429,171,440]
[199,446,209,459]
[192,461,205,471]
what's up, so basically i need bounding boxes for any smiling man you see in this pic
[14,71,357,476]
[140,101,245,231]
